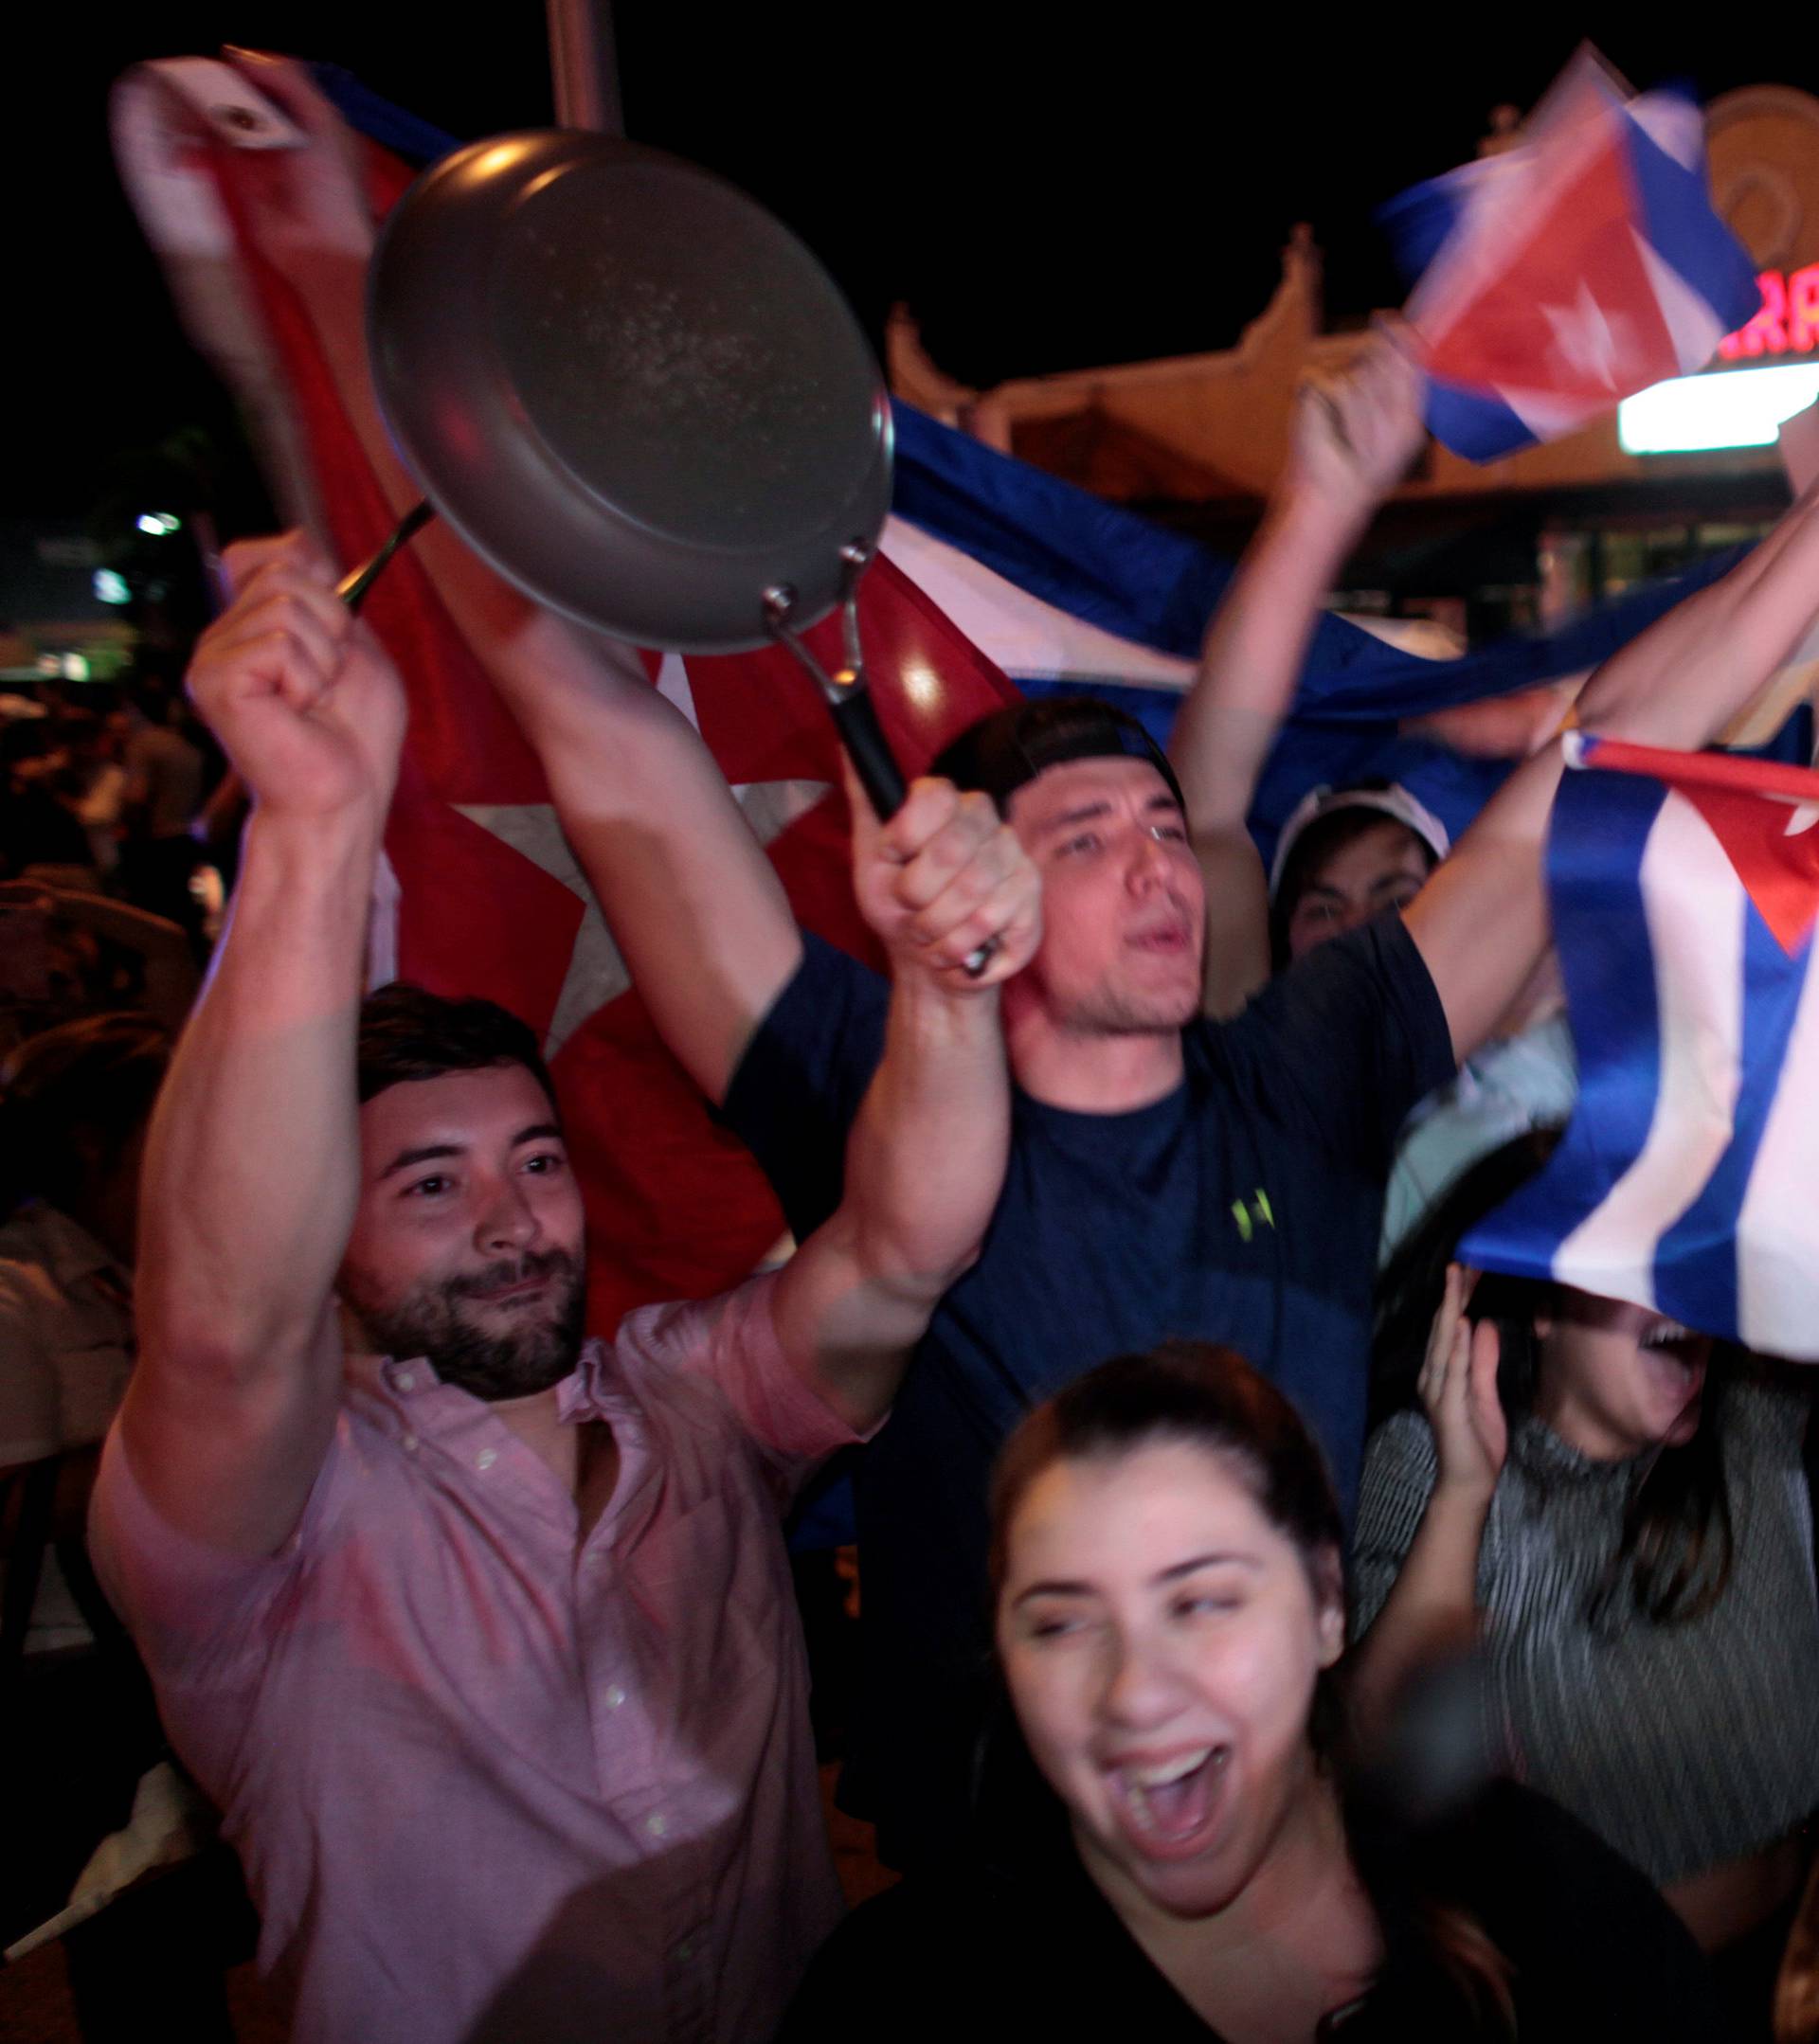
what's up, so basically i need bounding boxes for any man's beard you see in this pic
[342,1246,587,1402]
[1049,973,1202,1038]
[1066,987,1200,1035]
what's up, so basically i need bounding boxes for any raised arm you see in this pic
[463,601,802,1107]
[1171,338,1426,1014]
[1406,475,1819,1061]
[334,296,801,1109]
[768,771,1038,1431]
[202,57,801,1107]
[118,534,405,1556]
[1347,1267,1504,1738]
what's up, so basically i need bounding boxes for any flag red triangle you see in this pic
[1683,782,1819,956]
[1424,126,1679,403]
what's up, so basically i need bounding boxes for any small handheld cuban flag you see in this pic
[1463,734,1819,1359]
[1384,47,1763,463]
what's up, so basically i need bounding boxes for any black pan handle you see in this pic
[829,687,908,819]
[765,576,997,979]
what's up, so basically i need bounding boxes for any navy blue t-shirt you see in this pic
[725,914,1453,1865]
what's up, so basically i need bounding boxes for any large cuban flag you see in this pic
[120,50,1806,888]
[1464,735,1819,1359]
[1383,49,1762,462]
[889,403,1809,870]
[112,49,1813,1340]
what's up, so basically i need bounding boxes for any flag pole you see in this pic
[545,0,622,134]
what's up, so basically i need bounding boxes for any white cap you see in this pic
[1268,782,1451,899]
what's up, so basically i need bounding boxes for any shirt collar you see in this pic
[555,1339,623,1425]
[355,1336,616,1426]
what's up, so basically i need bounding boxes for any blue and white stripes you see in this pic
[1465,740,1819,1357]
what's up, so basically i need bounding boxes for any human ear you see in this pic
[1317,1604,1345,1669]
[1312,1546,1346,1668]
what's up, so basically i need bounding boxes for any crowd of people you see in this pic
[6,342,1819,2044]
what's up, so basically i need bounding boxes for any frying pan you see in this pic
[351,129,908,817]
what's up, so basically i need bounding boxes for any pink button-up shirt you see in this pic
[91,1274,854,2044]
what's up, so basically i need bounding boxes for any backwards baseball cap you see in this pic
[931,698,1187,818]
[1267,780,1451,899]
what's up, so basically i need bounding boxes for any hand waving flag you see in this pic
[1387,50,1762,462]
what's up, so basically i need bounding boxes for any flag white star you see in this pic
[1539,283,1632,390]
[455,773,831,1059]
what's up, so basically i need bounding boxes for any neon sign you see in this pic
[1720,268,1819,360]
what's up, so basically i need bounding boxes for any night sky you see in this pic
[13,8,1816,523]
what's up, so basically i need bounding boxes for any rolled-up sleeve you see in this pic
[615,1273,871,1483]
[88,1422,337,1702]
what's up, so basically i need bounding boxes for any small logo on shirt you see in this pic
[1230,1189,1275,1244]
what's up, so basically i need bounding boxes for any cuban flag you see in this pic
[1386,50,1762,462]
[112,49,1815,1348]
[888,403,1806,870]
[1464,735,1819,1359]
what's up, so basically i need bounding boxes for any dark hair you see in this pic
[1270,786,1438,970]
[0,1012,171,1214]
[987,1343,1514,2034]
[933,697,1187,821]
[989,1344,1345,1769]
[990,1341,1342,1607]
[1375,1131,1734,1627]
[356,983,558,1115]
[1373,1131,1565,1418]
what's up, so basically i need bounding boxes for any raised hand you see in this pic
[1418,1264,1508,1502]
[848,763,1042,991]
[1286,330,1427,524]
[187,532,408,826]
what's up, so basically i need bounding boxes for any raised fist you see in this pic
[1287,331,1428,520]
[848,764,1042,992]
[186,532,407,824]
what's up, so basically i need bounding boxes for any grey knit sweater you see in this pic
[1352,1377,1819,1884]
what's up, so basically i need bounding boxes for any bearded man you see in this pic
[88,534,1037,2044]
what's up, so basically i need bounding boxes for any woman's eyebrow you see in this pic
[1010,1578,1094,1606]
[1154,1551,1263,1586]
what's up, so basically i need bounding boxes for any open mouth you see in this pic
[1639,1320,1707,1404]
[1106,1745,1232,1858]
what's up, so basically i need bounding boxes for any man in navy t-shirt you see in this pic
[476,461,1819,1862]
[715,702,1456,1858]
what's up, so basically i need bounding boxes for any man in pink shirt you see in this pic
[89,534,1040,2044]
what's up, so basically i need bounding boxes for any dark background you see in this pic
[11,7,1816,523]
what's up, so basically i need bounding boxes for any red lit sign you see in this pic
[1720,267,1819,360]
